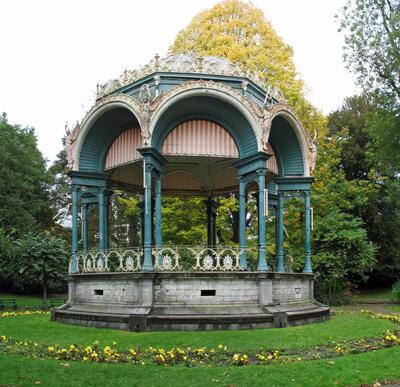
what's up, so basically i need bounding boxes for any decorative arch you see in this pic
[73,94,143,171]
[267,104,311,177]
[150,81,261,158]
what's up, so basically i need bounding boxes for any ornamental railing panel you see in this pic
[75,248,142,273]
[72,245,276,273]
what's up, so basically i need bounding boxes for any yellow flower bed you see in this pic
[0,311,49,318]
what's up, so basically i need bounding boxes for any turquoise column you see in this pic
[142,164,153,271]
[71,185,79,273]
[103,193,110,250]
[98,189,106,252]
[257,169,269,271]
[276,191,285,272]
[82,203,89,254]
[155,174,162,265]
[303,191,312,273]
[238,177,247,268]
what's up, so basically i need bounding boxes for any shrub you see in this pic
[391,280,400,303]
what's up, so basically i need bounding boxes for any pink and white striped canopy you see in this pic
[161,120,238,158]
[104,119,278,175]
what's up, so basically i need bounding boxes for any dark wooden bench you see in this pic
[50,299,67,308]
[0,299,17,310]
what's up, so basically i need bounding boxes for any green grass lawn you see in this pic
[0,310,399,386]
[0,312,394,352]
[1,347,400,386]
[350,288,392,301]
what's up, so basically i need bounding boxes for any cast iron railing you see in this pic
[72,245,277,273]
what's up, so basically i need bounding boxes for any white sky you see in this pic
[0,0,357,164]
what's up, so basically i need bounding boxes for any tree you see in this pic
[340,0,400,106]
[339,0,400,169]
[171,0,303,104]
[312,211,376,304]
[328,95,400,282]
[48,146,71,230]
[2,233,68,306]
[162,197,207,245]
[0,113,54,236]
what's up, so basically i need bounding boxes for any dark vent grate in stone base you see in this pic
[201,289,216,296]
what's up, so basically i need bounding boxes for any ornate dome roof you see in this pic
[96,52,269,99]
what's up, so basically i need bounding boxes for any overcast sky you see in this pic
[0,0,357,164]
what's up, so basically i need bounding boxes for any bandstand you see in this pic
[53,53,329,331]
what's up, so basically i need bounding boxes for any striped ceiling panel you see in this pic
[264,142,279,175]
[104,127,142,170]
[161,120,239,158]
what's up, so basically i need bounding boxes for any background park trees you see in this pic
[0,114,68,300]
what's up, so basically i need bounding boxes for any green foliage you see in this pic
[312,211,376,304]
[340,0,400,169]
[1,232,68,303]
[171,0,303,103]
[109,192,141,248]
[0,113,54,236]
[340,0,400,107]
[391,280,400,302]
[48,146,71,234]
[162,197,207,245]
[327,95,400,282]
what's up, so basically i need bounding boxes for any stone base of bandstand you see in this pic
[52,272,330,331]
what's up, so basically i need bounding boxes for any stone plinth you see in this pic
[53,272,329,331]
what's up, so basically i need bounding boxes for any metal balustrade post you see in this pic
[71,185,79,273]
[257,169,269,271]
[303,190,312,273]
[82,203,89,254]
[142,164,153,271]
[155,174,163,266]
[98,189,106,252]
[238,177,248,268]
[276,191,285,272]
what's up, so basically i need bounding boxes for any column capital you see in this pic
[256,167,267,177]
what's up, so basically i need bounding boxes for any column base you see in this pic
[257,248,269,271]
[142,247,154,272]
[276,253,285,272]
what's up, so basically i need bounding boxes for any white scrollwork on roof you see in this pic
[96,53,267,99]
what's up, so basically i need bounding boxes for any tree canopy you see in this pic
[340,0,400,170]
[340,0,400,107]
[0,113,54,236]
[171,0,303,103]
